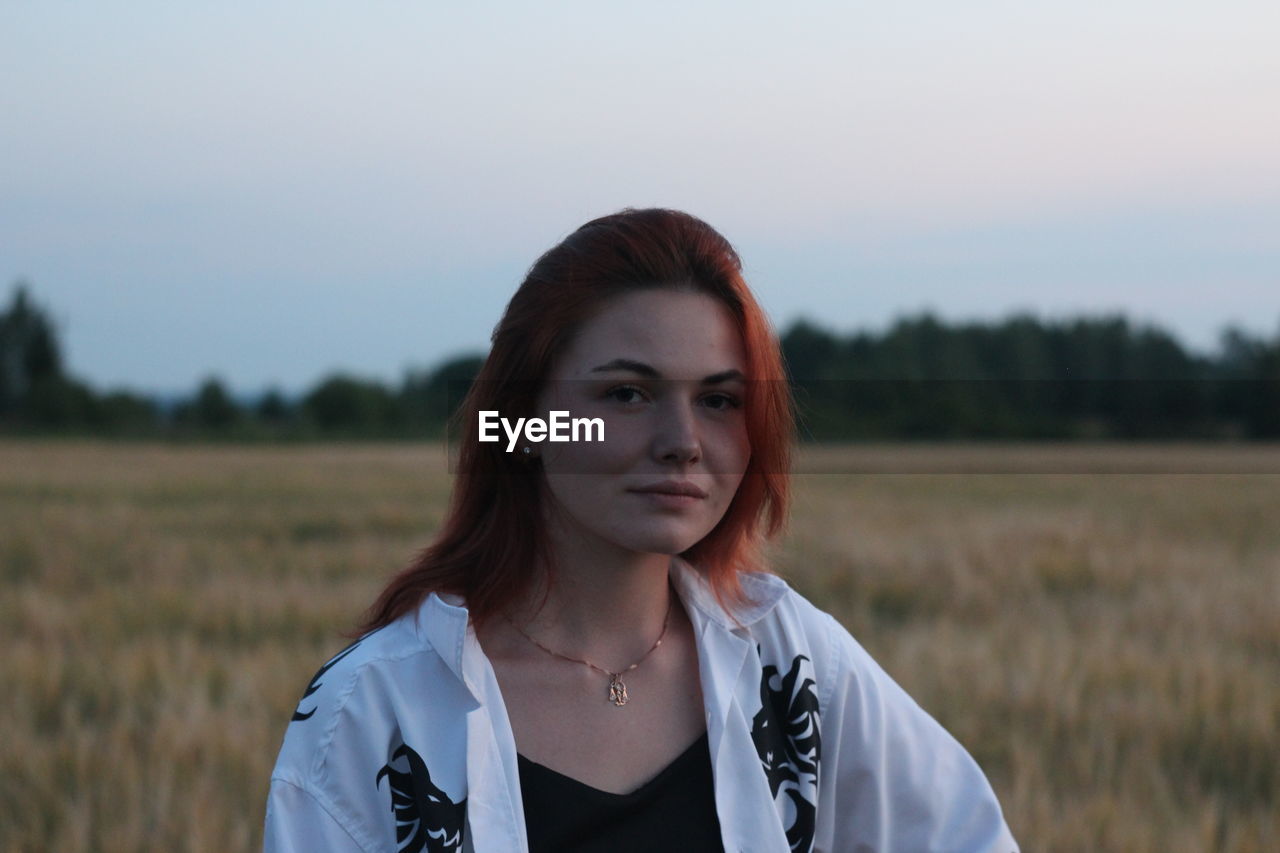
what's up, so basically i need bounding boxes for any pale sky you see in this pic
[3,1,1277,394]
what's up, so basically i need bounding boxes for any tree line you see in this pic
[782,314,1279,439]
[2,283,1278,440]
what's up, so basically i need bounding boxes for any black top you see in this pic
[517,732,725,853]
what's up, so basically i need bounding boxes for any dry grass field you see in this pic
[1,441,1277,852]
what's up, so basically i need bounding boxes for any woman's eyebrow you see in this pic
[588,359,744,384]
[589,358,660,377]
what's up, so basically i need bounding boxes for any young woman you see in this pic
[264,209,1019,852]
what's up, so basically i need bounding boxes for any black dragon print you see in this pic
[751,652,821,853]
[290,636,366,722]
[375,744,467,853]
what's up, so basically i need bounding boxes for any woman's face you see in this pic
[533,287,751,561]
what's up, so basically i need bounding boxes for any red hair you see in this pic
[358,208,793,632]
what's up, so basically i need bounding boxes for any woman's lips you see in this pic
[631,491,702,509]
[629,481,708,498]
[628,481,708,509]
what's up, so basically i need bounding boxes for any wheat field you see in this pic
[1,442,1277,852]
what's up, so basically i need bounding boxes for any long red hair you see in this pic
[358,208,793,632]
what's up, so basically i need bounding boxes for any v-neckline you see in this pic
[516,730,710,799]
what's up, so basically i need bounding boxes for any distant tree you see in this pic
[399,353,486,430]
[255,387,292,423]
[1216,324,1280,437]
[174,376,241,429]
[303,374,400,431]
[780,320,840,381]
[1217,327,1267,379]
[94,390,160,433]
[1,282,65,419]
[1256,329,1280,437]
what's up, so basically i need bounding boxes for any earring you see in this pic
[521,446,532,456]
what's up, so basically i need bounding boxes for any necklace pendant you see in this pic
[608,673,628,706]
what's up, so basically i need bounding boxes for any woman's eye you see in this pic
[702,393,742,411]
[606,386,646,404]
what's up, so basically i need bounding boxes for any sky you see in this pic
[3,1,1277,396]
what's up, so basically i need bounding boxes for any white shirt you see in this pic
[264,559,1020,852]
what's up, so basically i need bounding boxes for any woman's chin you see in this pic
[611,523,703,558]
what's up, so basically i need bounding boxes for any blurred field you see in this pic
[1,441,1277,852]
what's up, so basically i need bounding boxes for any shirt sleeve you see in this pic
[264,778,374,853]
[816,614,1020,853]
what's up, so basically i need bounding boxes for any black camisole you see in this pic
[517,732,725,853]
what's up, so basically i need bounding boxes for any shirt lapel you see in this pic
[674,563,794,852]
[416,594,527,853]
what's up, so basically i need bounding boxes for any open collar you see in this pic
[414,590,472,689]
[668,556,790,632]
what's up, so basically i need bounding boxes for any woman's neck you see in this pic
[509,522,674,667]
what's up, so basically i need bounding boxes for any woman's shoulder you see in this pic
[673,560,840,654]
[284,622,414,723]
[736,571,843,650]
[269,595,473,790]
[266,598,477,852]
[735,571,908,713]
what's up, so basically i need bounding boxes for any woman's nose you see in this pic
[652,399,701,465]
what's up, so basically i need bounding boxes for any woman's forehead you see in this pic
[555,290,746,377]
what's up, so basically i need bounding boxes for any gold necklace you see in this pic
[505,596,672,707]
